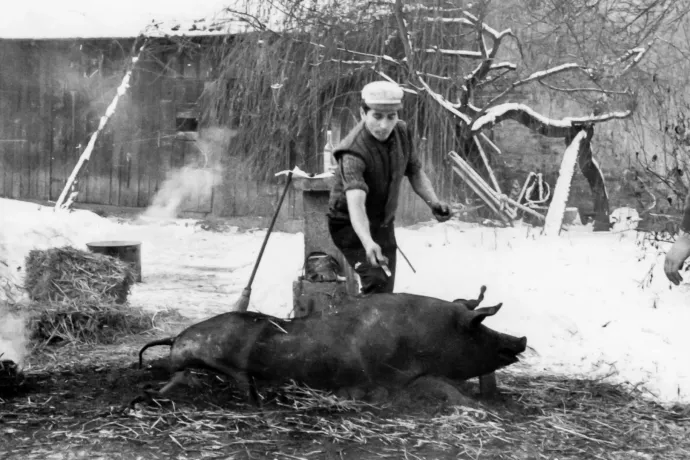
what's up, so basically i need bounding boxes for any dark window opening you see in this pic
[176,117,198,132]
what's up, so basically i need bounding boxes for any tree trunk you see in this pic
[569,125,610,231]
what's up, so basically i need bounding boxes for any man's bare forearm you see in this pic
[345,190,375,247]
[681,191,690,233]
[408,170,440,207]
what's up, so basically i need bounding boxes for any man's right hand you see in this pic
[665,232,690,285]
[364,240,387,268]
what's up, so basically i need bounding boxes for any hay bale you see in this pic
[25,300,155,346]
[24,246,135,305]
[20,246,152,346]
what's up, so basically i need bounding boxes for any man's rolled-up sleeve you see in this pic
[340,153,369,194]
[405,151,423,177]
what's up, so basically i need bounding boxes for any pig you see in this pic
[136,286,526,405]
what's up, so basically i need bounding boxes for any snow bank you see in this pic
[3,197,690,407]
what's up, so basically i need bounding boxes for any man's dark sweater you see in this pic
[327,120,422,229]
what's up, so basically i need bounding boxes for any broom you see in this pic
[233,170,294,312]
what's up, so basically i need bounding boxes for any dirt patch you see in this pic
[2,337,689,460]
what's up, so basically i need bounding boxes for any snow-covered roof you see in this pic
[0,0,281,40]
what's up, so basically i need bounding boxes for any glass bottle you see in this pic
[323,130,336,173]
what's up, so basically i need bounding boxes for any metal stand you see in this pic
[291,175,359,317]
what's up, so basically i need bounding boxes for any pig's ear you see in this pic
[469,303,502,327]
[452,285,486,310]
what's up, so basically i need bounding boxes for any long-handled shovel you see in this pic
[233,170,294,312]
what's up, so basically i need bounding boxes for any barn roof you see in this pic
[1,0,281,40]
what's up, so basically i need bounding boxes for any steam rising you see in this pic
[142,126,237,220]
[1,232,28,369]
[0,310,28,370]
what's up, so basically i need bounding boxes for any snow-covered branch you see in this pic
[476,68,515,88]
[423,17,474,24]
[480,63,594,109]
[422,14,513,41]
[490,62,517,71]
[416,71,453,81]
[470,103,632,136]
[513,63,588,86]
[417,47,485,58]
[377,71,419,95]
[329,59,377,65]
[461,61,516,92]
[307,41,401,66]
[418,78,471,125]
[538,81,632,95]
[461,11,513,41]
[619,41,653,74]
[404,4,464,14]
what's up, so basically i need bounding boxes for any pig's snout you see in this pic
[497,335,527,366]
[515,336,527,354]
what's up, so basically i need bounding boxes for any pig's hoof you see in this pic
[128,394,152,409]
[128,388,159,409]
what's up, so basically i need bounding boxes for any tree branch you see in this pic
[470,103,632,137]
[475,68,516,89]
[418,77,472,125]
[513,63,591,85]
[478,63,595,110]
[417,47,485,58]
[377,70,420,96]
[538,80,632,95]
[619,40,654,75]
[462,11,515,41]
[394,0,416,76]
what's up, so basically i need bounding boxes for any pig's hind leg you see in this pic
[158,370,200,395]
[202,358,260,406]
[129,371,197,408]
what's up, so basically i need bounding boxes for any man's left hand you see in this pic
[664,232,690,285]
[431,201,452,222]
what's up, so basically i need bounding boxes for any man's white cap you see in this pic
[361,81,404,111]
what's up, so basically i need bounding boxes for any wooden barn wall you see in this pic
[0,38,441,225]
[0,38,216,215]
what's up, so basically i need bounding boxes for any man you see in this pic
[664,193,690,285]
[327,80,451,295]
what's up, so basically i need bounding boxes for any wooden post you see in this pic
[479,132,502,157]
[448,151,514,223]
[472,135,502,194]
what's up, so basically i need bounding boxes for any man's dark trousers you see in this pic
[328,219,397,294]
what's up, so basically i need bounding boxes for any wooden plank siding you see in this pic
[0,38,443,225]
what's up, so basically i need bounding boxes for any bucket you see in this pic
[86,241,142,282]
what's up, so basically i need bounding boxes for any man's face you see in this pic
[361,107,399,141]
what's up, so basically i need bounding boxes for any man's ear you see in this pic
[359,107,366,120]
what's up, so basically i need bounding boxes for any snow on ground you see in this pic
[2,197,690,407]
